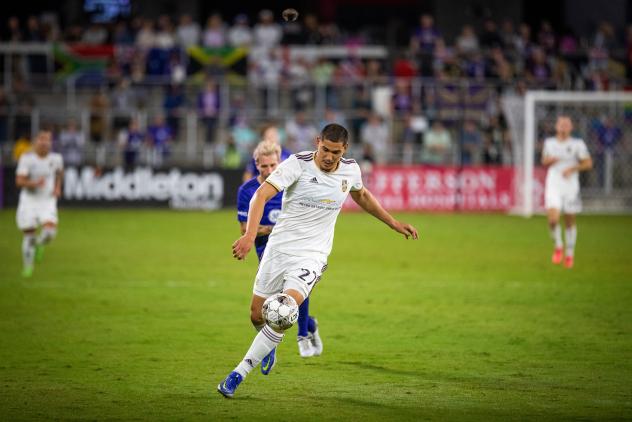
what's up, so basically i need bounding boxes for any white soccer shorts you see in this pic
[16,201,58,230]
[253,248,327,300]
[545,185,582,214]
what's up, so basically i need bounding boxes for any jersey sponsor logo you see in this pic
[318,199,336,204]
[342,179,348,192]
[268,209,281,223]
[310,177,319,184]
[237,211,248,217]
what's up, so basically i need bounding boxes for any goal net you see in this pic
[503,91,632,216]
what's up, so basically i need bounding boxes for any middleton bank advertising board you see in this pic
[1,166,242,210]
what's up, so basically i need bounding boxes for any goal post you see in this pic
[508,90,632,217]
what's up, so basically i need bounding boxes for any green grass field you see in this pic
[0,209,631,421]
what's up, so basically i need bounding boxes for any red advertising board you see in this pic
[344,166,545,212]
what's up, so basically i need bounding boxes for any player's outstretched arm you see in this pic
[232,182,279,260]
[350,187,419,240]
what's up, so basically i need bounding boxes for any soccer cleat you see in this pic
[35,244,45,262]
[21,266,34,278]
[310,318,323,356]
[217,371,243,398]
[564,255,574,269]
[551,248,563,265]
[260,348,276,375]
[298,336,315,358]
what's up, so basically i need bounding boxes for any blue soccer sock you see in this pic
[307,316,316,334]
[297,297,310,337]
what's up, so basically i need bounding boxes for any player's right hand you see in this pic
[29,178,45,190]
[232,235,254,260]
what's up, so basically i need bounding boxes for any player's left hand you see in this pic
[562,167,575,178]
[392,221,419,240]
[232,235,254,260]
[54,186,62,198]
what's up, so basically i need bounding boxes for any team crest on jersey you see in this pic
[341,179,348,192]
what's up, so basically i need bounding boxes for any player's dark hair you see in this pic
[320,123,349,145]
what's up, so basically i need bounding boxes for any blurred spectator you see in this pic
[360,113,389,164]
[0,87,8,143]
[222,138,242,169]
[13,133,31,162]
[593,22,618,52]
[489,48,513,82]
[482,134,502,165]
[113,21,133,45]
[410,14,440,54]
[163,84,185,137]
[5,16,23,42]
[135,20,156,51]
[89,90,109,143]
[111,78,137,113]
[286,111,318,152]
[393,53,417,79]
[82,24,107,45]
[231,114,257,160]
[177,14,200,48]
[515,23,533,58]
[392,79,414,115]
[456,25,479,54]
[480,20,503,49]
[25,16,43,42]
[169,52,186,85]
[147,115,172,166]
[499,20,517,51]
[58,119,85,167]
[538,21,556,53]
[303,14,323,45]
[526,47,551,84]
[459,120,482,165]
[422,120,452,164]
[319,108,346,131]
[203,13,226,48]
[198,79,221,143]
[118,118,145,169]
[559,28,579,56]
[253,9,282,49]
[228,14,252,47]
[155,15,176,49]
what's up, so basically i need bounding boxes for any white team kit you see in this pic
[542,137,590,213]
[16,151,64,230]
[253,151,363,299]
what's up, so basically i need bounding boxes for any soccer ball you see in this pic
[262,293,299,330]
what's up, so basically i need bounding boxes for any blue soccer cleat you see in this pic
[217,371,243,398]
[260,348,276,375]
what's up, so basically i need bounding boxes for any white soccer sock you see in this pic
[36,226,57,245]
[22,234,36,268]
[234,325,284,378]
[550,224,563,249]
[565,225,577,257]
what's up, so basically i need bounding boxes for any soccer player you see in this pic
[218,124,418,398]
[15,129,64,277]
[237,141,323,360]
[541,116,593,268]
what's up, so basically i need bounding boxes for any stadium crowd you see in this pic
[1,11,631,168]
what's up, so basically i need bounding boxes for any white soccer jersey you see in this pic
[542,137,590,191]
[16,151,64,205]
[264,151,363,259]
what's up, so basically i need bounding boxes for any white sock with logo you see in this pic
[234,325,283,378]
[22,234,36,268]
[565,226,577,257]
[550,224,563,249]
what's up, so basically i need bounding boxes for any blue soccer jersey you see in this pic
[237,177,283,260]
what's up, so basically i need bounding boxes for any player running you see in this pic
[541,116,593,268]
[237,141,323,363]
[218,123,418,398]
[15,129,64,277]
